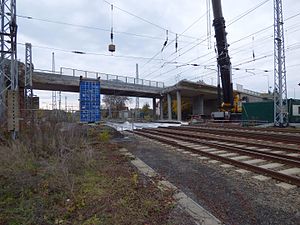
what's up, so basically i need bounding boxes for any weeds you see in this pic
[0,119,175,225]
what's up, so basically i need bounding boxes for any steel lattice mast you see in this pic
[25,43,33,109]
[0,0,18,136]
[274,0,288,127]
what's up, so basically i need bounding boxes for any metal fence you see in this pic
[59,67,165,88]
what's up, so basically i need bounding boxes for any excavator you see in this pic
[210,0,242,120]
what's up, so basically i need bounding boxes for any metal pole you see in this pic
[52,52,57,110]
[0,0,19,138]
[135,64,139,112]
[273,0,288,127]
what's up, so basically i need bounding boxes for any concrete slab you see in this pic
[245,146,259,150]
[209,150,227,154]
[286,153,300,157]
[131,159,157,178]
[257,148,271,152]
[234,145,247,148]
[218,153,238,157]
[201,148,218,152]
[126,149,222,225]
[271,151,285,154]
[208,160,219,164]
[198,156,209,160]
[185,144,199,148]
[230,156,251,161]
[278,168,300,176]
[259,163,284,169]
[243,159,266,165]
[193,146,210,150]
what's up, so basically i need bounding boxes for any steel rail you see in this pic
[168,126,300,145]
[132,130,300,187]
[142,129,300,167]
[153,128,300,154]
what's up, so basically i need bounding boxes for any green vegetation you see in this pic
[0,122,174,225]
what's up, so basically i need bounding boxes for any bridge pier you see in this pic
[160,98,163,120]
[177,91,182,121]
[167,93,172,120]
[192,95,204,115]
[152,98,157,120]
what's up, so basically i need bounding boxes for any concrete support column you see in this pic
[177,91,182,121]
[167,93,172,120]
[192,95,204,115]
[152,98,156,120]
[160,98,163,120]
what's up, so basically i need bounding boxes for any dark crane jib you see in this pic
[211,0,233,110]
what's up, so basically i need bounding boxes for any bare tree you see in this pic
[102,95,130,118]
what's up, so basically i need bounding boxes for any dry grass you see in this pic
[0,120,175,225]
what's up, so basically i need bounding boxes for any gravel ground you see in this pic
[118,133,300,225]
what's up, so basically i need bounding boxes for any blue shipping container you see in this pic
[80,78,101,123]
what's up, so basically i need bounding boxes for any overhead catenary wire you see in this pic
[139,10,210,71]
[102,0,200,40]
[17,42,167,62]
[227,0,271,26]
[141,0,277,80]
[16,14,195,43]
[17,2,300,86]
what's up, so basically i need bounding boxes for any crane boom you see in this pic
[211,0,233,110]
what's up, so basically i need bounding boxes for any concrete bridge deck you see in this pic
[31,67,270,121]
[33,68,164,98]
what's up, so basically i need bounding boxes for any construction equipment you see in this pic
[210,0,241,120]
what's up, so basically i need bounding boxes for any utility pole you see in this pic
[51,52,57,110]
[0,0,19,138]
[273,0,288,127]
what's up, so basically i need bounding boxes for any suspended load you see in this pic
[108,4,115,52]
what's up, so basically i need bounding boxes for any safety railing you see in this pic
[240,88,261,96]
[59,67,165,88]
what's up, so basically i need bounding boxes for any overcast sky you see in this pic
[17,0,300,109]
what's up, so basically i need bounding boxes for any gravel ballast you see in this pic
[120,133,300,225]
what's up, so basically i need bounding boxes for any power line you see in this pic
[103,0,199,40]
[227,0,271,26]
[17,42,166,62]
[140,11,209,71]
[17,14,193,43]
[141,0,277,79]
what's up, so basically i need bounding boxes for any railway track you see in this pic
[149,128,300,154]
[199,124,300,134]
[167,126,300,146]
[130,128,300,187]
